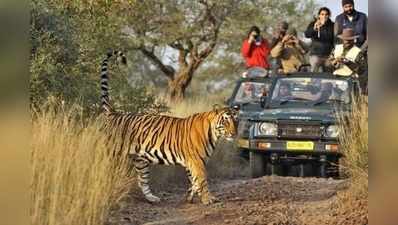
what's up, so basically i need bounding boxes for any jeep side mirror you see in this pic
[225,97,232,106]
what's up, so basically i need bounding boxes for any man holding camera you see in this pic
[328,28,366,77]
[269,21,289,73]
[270,28,308,74]
[270,21,289,49]
[241,26,271,70]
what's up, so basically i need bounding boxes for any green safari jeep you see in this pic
[231,73,361,178]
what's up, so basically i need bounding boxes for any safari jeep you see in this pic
[235,73,361,178]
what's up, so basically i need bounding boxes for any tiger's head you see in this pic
[213,107,238,141]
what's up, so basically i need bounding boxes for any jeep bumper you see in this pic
[237,138,342,156]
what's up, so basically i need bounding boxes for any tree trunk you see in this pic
[168,69,193,102]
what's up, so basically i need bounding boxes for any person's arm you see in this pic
[297,40,309,54]
[334,16,342,44]
[241,39,254,58]
[344,51,367,74]
[269,35,281,49]
[356,51,367,75]
[270,41,284,58]
[324,21,335,44]
[326,47,340,68]
[271,34,291,58]
[360,39,368,53]
[357,14,368,46]
[304,21,317,38]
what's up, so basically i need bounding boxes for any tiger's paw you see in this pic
[186,194,195,203]
[201,194,219,205]
[145,194,161,203]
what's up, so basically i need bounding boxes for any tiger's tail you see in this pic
[100,50,127,114]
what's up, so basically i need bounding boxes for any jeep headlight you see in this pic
[258,122,277,136]
[325,125,339,138]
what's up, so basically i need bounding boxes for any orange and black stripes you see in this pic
[100,50,126,114]
[99,50,237,204]
[104,112,225,166]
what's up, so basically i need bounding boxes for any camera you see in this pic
[341,58,350,64]
[254,35,261,43]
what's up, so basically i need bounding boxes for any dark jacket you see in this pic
[304,19,334,56]
[335,10,368,47]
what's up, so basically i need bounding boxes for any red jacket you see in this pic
[241,38,271,69]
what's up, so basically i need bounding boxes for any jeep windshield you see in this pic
[269,77,350,107]
[233,81,270,104]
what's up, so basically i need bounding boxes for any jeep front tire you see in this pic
[250,151,265,178]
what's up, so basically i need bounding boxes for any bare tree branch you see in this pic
[139,46,175,80]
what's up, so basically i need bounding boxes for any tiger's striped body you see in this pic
[100,51,237,204]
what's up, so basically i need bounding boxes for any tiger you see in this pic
[100,50,237,205]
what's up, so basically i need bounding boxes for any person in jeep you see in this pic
[328,28,366,77]
[276,83,292,99]
[270,28,308,73]
[241,26,271,69]
[235,82,256,103]
[314,82,333,102]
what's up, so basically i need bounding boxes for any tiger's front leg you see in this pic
[185,169,196,203]
[188,163,218,205]
[133,157,161,203]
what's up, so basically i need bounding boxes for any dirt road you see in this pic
[107,175,367,225]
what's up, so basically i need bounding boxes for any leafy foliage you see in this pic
[30,0,167,114]
[30,0,316,106]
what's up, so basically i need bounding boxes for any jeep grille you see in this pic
[277,120,321,139]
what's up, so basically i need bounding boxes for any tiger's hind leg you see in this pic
[133,156,160,203]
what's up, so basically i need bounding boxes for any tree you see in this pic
[123,0,316,101]
[30,0,316,106]
[192,0,317,91]
[123,0,242,102]
[30,0,168,114]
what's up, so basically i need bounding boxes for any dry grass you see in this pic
[31,94,244,225]
[31,105,134,225]
[331,95,368,225]
[162,94,224,117]
[338,95,368,194]
[207,140,250,179]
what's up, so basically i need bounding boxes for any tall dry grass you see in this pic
[338,95,368,195]
[330,96,369,224]
[31,106,134,225]
[163,94,225,117]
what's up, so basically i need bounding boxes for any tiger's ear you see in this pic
[229,106,239,119]
[212,104,222,112]
[232,104,240,112]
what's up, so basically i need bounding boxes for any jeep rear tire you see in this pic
[250,151,265,178]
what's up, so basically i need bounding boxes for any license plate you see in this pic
[286,141,314,150]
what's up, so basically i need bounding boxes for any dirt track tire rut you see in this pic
[106,176,360,225]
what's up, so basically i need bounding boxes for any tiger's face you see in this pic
[214,108,238,141]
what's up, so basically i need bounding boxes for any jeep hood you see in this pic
[239,107,340,123]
